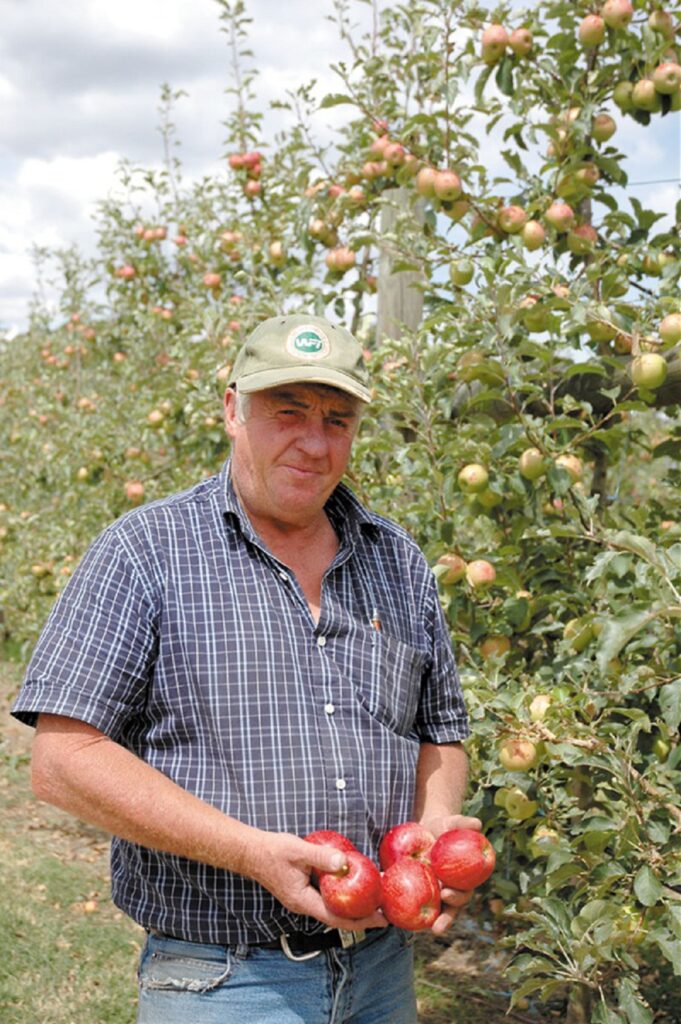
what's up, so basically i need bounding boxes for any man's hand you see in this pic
[244,831,388,932]
[421,813,483,936]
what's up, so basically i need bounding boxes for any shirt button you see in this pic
[278,571,289,582]
[335,779,346,791]
[324,703,335,715]
[317,635,327,647]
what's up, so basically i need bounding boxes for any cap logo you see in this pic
[286,324,331,361]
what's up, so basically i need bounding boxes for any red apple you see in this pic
[430,829,496,890]
[521,220,546,251]
[379,821,436,869]
[436,553,467,584]
[508,28,533,57]
[433,169,462,202]
[203,272,222,290]
[415,166,438,198]
[602,0,634,31]
[498,204,527,234]
[304,829,357,855]
[466,559,496,588]
[380,859,441,931]
[481,24,509,64]
[318,850,383,919]
[457,463,489,494]
[124,480,145,505]
[115,264,136,280]
[544,201,575,232]
[592,113,617,142]
[579,14,606,47]
[652,62,681,95]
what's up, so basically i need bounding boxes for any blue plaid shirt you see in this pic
[12,458,469,944]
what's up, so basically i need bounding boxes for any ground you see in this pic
[0,662,543,1024]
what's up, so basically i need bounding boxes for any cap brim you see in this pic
[234,366,372,403]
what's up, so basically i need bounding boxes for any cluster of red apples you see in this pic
[305,822,496,930]
[227,149,264,199]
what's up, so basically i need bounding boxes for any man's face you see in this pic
[224,383,362,530]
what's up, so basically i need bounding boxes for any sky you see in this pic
[1,0,679,335]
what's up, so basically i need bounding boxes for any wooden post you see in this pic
[376,187,425,342]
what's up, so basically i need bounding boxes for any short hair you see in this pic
[233,389,251,424]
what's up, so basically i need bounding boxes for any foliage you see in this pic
[1,0,680,1019]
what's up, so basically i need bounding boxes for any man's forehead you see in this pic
[260,383,360,413]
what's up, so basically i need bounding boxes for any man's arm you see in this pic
[31,713,386,932]
[413,741,482,936]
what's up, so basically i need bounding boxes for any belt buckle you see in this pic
[339,928,365,948]
[279,933,324,962]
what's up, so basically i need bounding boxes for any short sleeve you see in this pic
[414,571,470,744]
[11,524,158,740]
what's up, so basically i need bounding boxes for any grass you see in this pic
[0,660,531,1024]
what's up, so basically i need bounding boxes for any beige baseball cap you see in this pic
[229,314,371,403]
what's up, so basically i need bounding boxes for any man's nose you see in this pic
[296,418,328,455]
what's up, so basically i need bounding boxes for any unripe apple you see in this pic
[579,14,606,47]
[415,166,438,198]
[147,409,165,428]
[518,447,547,481]
[630,353,668,390]
[544,201,575,232]
[441,199,469,222]
[613,81,634,111]
[555,453,583,482]
[508,28,533,57]
[567,223,599,255]
[563,616,594,652]
[529,693,551,722]
[575,162,599,188]
[449,258,474,286]
[458,463,489,494]
[652,62,681,94]
[499,738,538,772]
[466,559,496,588]
[433,169,462,202]
[659,313,681,346]
[528,825,561,858]
[268,240,286,266]
[481,24,509,64]
[602,0,633,31]
[504,788,538,820]
[480,635,511,660]
[592,113,617,142]
[648,10,675,39]
[498,205,527,234]
[521,220,545,251]
[436,553,467,584]
[632,79,662,112]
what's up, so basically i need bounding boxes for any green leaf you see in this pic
[618,977,654,1024]
[318,93,354,109]
[596,609,655,672]
[659,679,681,732]
[653,438,681,460]
[633,865,663,907]
[495,55,514,97]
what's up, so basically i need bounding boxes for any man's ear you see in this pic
[223,388,238,439]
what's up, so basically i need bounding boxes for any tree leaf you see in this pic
[633,865,663,907]
[659,679,681,732]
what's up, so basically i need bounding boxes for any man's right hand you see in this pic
[243,831,388,932]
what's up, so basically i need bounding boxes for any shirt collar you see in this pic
[217,457,381,544]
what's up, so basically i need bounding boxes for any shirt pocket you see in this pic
[353,628,427,737]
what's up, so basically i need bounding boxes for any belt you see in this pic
[261,927,376,961]
[149,927,381,963]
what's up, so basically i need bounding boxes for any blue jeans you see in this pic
[137,927,417,1023]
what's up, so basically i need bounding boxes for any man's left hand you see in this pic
[421,813,483,936]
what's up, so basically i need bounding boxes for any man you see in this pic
[12,313,477,1023]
